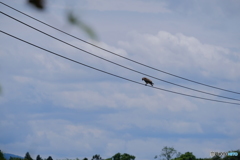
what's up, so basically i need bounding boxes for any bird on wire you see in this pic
[142,77,154,86]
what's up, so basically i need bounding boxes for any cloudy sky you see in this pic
[0,0,240,160]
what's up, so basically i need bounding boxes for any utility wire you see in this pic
[1,30,240,106]
[1,11,240,102]
[1,1,240,95]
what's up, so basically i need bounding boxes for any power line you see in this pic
[1,30,240,106]
[1,11,240,102]
[1,1,239,95]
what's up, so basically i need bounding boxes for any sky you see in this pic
[0,0,240,160]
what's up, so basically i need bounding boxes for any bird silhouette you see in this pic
[142,77,154,86]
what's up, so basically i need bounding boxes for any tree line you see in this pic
[1,147,239,160]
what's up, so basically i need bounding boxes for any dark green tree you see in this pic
[36,155,43,160]
[26,0,97,40]
[196,158,211,160]
[155,146,178,160]
[120,153,135,160]
[212,155,221,160]
[112,153,135,160]
[113,153,121,160]
[24,152,33,160]
[83,158,88,160]
[46,156,53,160]
[173,152,196,160]
[176,152,182,158]
[28,0,45,10]
[9,158,23,160]
[92,155,102,160]
[0,150,6,160]
[223,150,240,160]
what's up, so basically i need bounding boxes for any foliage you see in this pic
[173,152,196,160]
[176,153,182,158]
[9,158,23,160]
[112,153,135,160]
[92,155,102,160]
[24,152,33,160]
[67,11,98,40]
[120,153,135,160]
[36,155,43,160]
[28,0,45,10]
[113,153,121,160]
[46,156,53,160]
[0,150,6,160]
[222,150,240,160]
[26,0,98,40]
[212,155,221,160]
[3,149,240,160]
[155,146,178,160]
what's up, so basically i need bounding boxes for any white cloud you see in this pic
[1,1,240,160]
[118,31,240,80]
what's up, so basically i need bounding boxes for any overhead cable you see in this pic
[1,30,240,106]
[1,1,239,95]
[1,11,240,102]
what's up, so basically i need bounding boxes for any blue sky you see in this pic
[0,0,240,160]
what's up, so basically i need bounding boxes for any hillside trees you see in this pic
[36,155,43,160]
[112,153,135,160]
[0,150,6,160]
[46,156,53,160]
[173,152,196,160]
[222,150,240,160]
[92,155,102,160]
[155,146,181,160]
[24,152,33,160]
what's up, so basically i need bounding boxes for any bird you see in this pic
[142,77,154,86]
